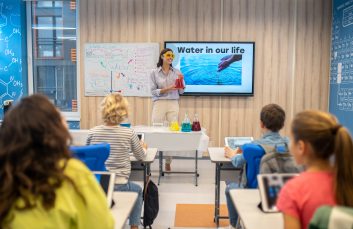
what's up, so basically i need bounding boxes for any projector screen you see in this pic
[165,41,255,96]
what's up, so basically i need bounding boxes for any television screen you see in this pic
[165,42,255,96]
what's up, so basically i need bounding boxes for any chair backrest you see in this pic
[70,143,110,171]
[242,144,266,188]
[309,205,353,229]
[260,152,303,174]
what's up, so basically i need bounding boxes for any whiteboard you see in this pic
[84,43,159,96]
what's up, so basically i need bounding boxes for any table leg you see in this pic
[214,163,217,222]
[215,163,221,226]
[143,162,149,188]
[158,151,163,185]
[195,150,198,186]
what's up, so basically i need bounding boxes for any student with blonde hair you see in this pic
[277,110,353,229]
[0,94,114,229]
[86,93,146,229]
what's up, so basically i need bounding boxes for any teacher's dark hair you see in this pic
[157,48,173,68]
[0,94,84,226]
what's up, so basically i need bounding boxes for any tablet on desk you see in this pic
[136,133,144,141]
[93,171,116,207]
[224,137,254,149]
[257,174,298,213]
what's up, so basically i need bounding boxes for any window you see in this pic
[36,16,63,58]
[37,1,63,8]
[28,1,79,117]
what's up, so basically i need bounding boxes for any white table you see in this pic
[133,126,207,186]
[70,127,209,186]
[208,147,242,226]
[111,192,138,229]
[230,189,283,229]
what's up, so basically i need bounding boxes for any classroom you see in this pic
[1,0,353,229]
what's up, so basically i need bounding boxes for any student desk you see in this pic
[130,148,157,188]
[133,126,207,186]
[111,192,138,229]
[208,147,242,226]
[230,189,283,229]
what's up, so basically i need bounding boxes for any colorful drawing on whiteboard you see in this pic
[84,43,159,97]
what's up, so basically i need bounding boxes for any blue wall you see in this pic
[330,0,353,134]
[0,0,27,119]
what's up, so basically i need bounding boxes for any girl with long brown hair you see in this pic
[277,110,353,229]
[0,94,114,229]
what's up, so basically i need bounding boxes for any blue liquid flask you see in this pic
[181,113,192,132]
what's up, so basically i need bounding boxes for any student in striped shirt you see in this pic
[86,93,146,229]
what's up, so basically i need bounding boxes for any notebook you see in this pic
[93,171,116,207]
[224,137,254,149]
[257,173,298,212]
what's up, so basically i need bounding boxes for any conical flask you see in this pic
[181,113,192,132]
[192,113,201,131]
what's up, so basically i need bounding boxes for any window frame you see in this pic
[26,0,80,121]
[34,15,65,59]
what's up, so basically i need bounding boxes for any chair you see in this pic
[70,143,110,171]
[242,144,266,188]
[309,205,353,229]
[260,151,303,174]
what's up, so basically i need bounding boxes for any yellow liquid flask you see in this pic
[169,120,180,131]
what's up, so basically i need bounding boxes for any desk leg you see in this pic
[158,151,163,185]
[143,162,149,188]
[214,163,221,226]
[194,150,199,186]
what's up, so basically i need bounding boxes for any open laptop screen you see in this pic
[93,172,115,207]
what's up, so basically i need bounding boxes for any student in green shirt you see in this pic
[0,94,114,229]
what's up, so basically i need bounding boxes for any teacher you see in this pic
[150,48,185,171]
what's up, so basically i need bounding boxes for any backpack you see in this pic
[143,177,159,228]
[259,143,304,174]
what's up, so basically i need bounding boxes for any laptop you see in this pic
[224,137,254,149]
[93,171,116,207]
[257,173,298,212]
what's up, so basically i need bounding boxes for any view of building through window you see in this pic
[30,0,78,113]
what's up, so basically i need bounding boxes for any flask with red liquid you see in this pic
[192,113,201,131]
[175,74,185,89]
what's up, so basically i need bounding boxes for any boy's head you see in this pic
[260,104,285,132]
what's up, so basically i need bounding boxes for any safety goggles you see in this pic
[163,52,175,59]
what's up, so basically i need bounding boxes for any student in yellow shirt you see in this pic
[0,94,114,229]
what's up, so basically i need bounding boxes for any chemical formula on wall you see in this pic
[0,0,26,118]
[330,0,353,134]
